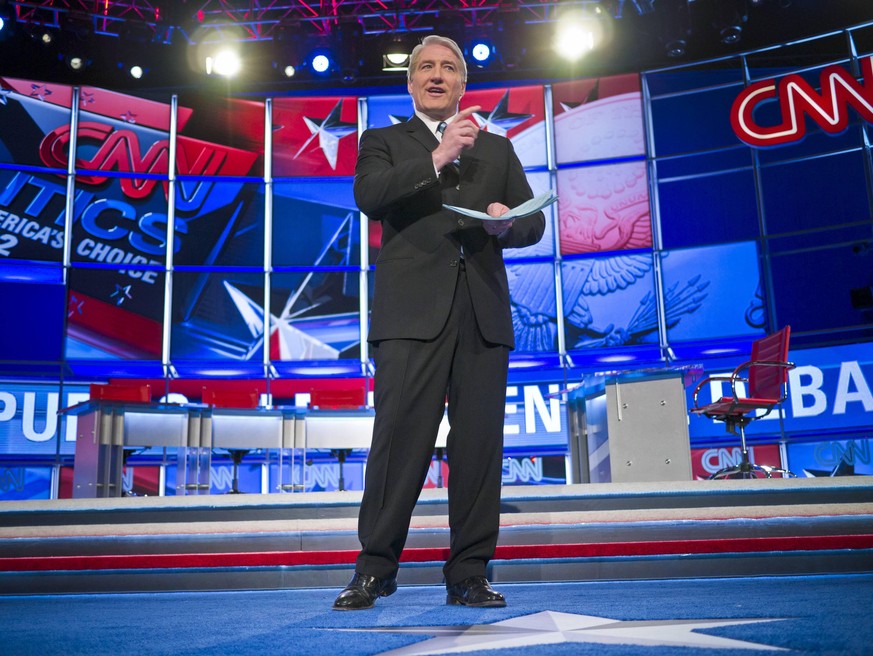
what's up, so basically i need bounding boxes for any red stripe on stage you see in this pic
[2,535,872,573]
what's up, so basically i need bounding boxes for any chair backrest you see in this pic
[748,326,791,401]
[202,387,259,409]
[309,386,366,410]
[90,382,151,403]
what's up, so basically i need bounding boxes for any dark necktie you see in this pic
[435,121,460,172]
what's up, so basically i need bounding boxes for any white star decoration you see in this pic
[472,90,532,137]
[294,100,356,170]
[344,610,788,655]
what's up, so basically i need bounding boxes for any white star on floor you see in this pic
[345,610,789,655]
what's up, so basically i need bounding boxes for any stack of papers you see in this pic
[443,190,558,221]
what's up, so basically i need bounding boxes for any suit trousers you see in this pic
[355,263,510,585]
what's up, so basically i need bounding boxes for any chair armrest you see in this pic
[691,374,747,408]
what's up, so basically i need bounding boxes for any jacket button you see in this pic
[450,259,459,267]
[457,218,465,227]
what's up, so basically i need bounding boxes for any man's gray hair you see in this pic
[408,35,467,82]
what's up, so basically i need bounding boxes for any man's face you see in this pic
[407,43,466,121]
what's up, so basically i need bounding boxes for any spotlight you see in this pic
[273,19,305,80]
[469,38,494,66]
[206,48,242,77]
[713,0,749,45]
[382,33,411,72]
[118,21,154,81]
[68,56,86,71]
[553,10,602,62]
[0,1,14,39]
[658,0,691,59]
[309,49,333,75]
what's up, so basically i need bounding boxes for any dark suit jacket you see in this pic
[355,115,545,348]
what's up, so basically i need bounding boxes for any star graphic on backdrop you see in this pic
[0,88,11,105]
[343,610,789,655]
[30,84,52,102]
[471,90,532,137]
[110,284,132,306]
[120,110,138,124]
[80,90,96,106]
[293,100,356,170]
[389,114,412,125]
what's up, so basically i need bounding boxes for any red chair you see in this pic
[690,326,795,479]
[202,387,260,494]
[309,385,367,491]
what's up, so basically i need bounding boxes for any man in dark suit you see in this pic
[333,34,545,610]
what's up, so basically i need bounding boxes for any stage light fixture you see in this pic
[382,33,411,72]
[553,10,601,62]
[117,21,154,82]
[206,48,242,77]
[272,19,305,80]
[67,56,87,71]
[469,38,494,67]
[713,0,749,45]
[58,11,94,70]
[312,53,330,73]
[0,1,13,39]
[658,0,691,58]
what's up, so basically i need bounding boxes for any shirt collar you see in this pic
[414,110,457,136]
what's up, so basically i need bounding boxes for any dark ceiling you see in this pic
[0,1,871,94]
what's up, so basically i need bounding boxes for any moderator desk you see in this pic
[66,401,450,498]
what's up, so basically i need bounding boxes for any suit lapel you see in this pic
[405,115,438,153]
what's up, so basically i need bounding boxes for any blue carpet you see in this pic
[1,574,872,655]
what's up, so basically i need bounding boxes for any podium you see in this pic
[567,369,694,484]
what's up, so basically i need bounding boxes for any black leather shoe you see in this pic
[446,575,506,607]
[332,572,398,611]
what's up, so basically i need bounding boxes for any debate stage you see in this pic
[1,476,872,596]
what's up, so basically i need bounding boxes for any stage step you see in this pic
[1,478,872,595]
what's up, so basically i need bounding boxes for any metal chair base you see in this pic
[710,458,796,480]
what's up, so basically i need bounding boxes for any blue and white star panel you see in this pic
[272,97,358,177]
[0,77,74,169]
[462,85,547,169]
[65,266,165,361]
